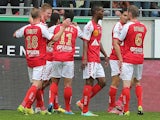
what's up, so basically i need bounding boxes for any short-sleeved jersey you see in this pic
[110,21,125,60]
[15,23,53,67]
[118,21,147,64]
[83,20,102,63]
[51,24,83,61]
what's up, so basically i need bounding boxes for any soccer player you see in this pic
[47,10,83,114]
[27,3,53,114]
[117,5,147,116]
[107,8,128,114]
[33,3,53,114]
[46,12,65,113]
[76,4,109,116]
[14,7,70,115]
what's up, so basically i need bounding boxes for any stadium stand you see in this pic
[0,0,160,17]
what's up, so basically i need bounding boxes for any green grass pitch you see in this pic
[0,110,160,120]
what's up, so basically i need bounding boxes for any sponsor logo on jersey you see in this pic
[91,39,99,46]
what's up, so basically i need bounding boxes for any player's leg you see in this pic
[18,66,44,114]
[133,64,143,115]
[120,63,133,115]
[35,61,53,114]
[48,61,62,113]
[62,61,74,114]
[48,77,60,112]
[108,60,121,113]
[90,62,106,98]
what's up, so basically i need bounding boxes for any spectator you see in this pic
[24,0,42,15]
[112,1,121,16]
[75,0,84,16]
[150,2,160,17]
[83,0,90,16]
[112,1,130,16]
[0,0,19,15]
[44,0,76,15]
[75,0,90,16]
[102,1,110,16]
[132,2,150,17]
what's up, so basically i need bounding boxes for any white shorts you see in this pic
[83,62,105,79]
[109,60,120,76]
[51,61,74,79]
[120,62,143,81]
[43,61,53,80]
[28,65,46,83]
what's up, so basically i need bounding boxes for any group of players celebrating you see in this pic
[13,2,147,117]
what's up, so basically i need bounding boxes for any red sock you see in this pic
[118,86,132,103]
[24,85,38,108]
[108,86,117,108]
[64,87,72,111]
[82,85,92,113]
[122,87,130,112]
[36,89,44,109]
[49,82,58,105]
[91,84,102,98]
[135,85,142,106]
[118,93,123,102]
[80,84,102,104]
[53,94,59,109]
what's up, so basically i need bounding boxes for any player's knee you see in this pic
[111,81,119,88]
[85,79,94,86]
[98,79,106,88]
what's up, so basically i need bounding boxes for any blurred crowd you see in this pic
[0,0,160,17]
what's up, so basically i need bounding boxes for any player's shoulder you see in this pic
[86,20,93,26]
[49,25,57,30]
[122,21,133,29]
[36,23,46,28]
[84,20,94,30]
[114,21,123,28]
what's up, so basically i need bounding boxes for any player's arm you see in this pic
[51,18,71,42]
[113,39,123,68]
[81,39,88,69]
[112,23,123,63]
[81,22,92,69]
[42,18,71,42]
[13,25,27,38]
[100,42,109,66]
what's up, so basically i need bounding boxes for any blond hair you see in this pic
[41,3,52,12]
[31,7,41,19]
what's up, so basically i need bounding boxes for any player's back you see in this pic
[24,24,48,67]
[123,21,147,64]
[53,24,79,61]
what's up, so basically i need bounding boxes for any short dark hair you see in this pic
[64,10,74,22]
[119,8,128,14]
[91,4,103,16]
[48,13,60,27]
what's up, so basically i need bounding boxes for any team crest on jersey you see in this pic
[91,39,99,46]
[93,29,99,37]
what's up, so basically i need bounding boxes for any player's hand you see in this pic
[81,59,87,70]
[62,18,71,28]
[72,22,78,26]
[104,56,109,67]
